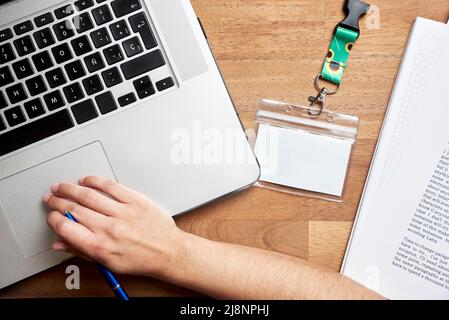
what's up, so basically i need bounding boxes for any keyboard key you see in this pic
[101,67,122,88]
[0,116,5,131]
[92,5,113,26]
[0,28,13,43]
[118,92,136,107]
[84,52,105,72]
[14,20,34,36]
[12,58,34,79]
[122,36,142,57]
[53,21,75,41]
[44,90,66,111]
[0,109,74,157]
[156,77,174,92]
[133,75,154,99]
[63,82,84,103]
[55,4,75,19]
[34,12,55,27]
[74,0,94,11]
[71,35,92,56]
[25,75,47,96]
[111,0,141,18]
[0,91,8,109]
[51,43,73,64]
[45,68,67,88]
[32,51,54,72]
[6,83,27,104]
[14,35,36,56]
[129,12,157,49]
[82,74,103,95]
[0,66,14,87]
[4,106,26,127]
[103,44,124,65]
[64,60,85,81]
[110,20,130,41]
[121,50,165,80]
[71,99,98,124]
[24,98,46,119]
[95,91,117,115]
[73,12,94,34]
[33,28,55,49]
[90,27,111,48]
[0,43,16,64]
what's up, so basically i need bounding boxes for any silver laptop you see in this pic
[0,0,260,289]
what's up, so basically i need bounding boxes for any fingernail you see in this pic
[42,192,52,202]
[51,183,60,193]
[53,244,68,252]
[79,177,85,184]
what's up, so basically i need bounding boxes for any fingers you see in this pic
[51,182,122,216]
[47,211,97,255]
[79,176,145,204]
[52,239,91,261]
[52,239,70,251]
[43,193,109,231]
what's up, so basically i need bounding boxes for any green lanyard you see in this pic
[321,26,359,85]
[309,0,370,115]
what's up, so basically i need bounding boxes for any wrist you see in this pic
[154,229,202,284]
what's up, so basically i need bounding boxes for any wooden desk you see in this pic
[1,0,448,298]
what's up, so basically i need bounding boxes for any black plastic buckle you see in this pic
[338,0,371,37]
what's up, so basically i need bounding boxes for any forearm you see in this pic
[43,177,382,300]
[158,231,383,300]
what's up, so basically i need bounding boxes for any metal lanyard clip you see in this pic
[308,88,328,116]
[308,75,340,116]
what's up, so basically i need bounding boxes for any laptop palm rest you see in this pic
[0,142,116,259]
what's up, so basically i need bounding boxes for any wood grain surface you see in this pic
[1,0,448,298]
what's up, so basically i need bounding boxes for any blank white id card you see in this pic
[254,124,353,197]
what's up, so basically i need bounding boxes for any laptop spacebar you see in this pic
[0,109,74,157]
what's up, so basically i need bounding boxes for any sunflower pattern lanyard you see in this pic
[309,0,370,115]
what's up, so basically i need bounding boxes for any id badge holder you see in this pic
[250,0,369,201]
[252,99,359,202]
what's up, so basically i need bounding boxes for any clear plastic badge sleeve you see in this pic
[252,99,359,202]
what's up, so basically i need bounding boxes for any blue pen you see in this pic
[64,210,130,301]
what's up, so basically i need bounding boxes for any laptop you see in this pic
[0,0,260,289]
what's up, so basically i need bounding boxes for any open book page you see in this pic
[342,18,449,272]
[342,30,449,299]
[369,18,449,238]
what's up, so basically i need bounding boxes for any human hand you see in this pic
[42,176,184,278]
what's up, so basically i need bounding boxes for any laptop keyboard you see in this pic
[0,0,177,157]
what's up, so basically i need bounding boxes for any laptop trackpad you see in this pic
[0,142,116,259]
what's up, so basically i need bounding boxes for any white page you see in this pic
[371,18,447,216]
[342,18,449,270]
[343,32,449,299]
[254,124,353,197]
